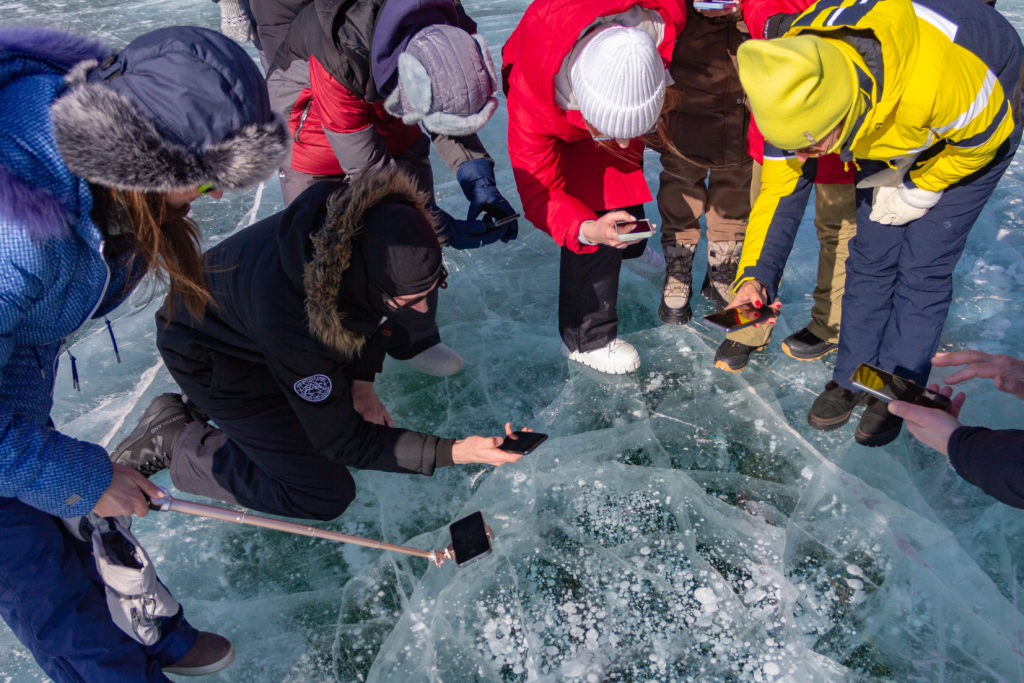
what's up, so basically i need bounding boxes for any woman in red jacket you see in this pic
[502,0,686,375]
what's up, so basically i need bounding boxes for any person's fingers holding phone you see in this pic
[723,280,779,328]
[452,435,524,466]
[887,399,963,457]
[581,211,634,249]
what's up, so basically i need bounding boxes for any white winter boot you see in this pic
[404,343,463,376]
[560,338,640,374]
[624,246,665,279]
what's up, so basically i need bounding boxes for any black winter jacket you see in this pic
[156,170,454,475]
[948,426,1024,509]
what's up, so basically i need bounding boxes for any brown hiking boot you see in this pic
[658,242,696,325]
[164,631,235,676]
[701,240,743,309]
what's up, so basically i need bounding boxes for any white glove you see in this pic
[869,184,942,226]
[218,0,255,43]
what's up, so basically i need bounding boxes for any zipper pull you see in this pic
[105,316,121,363]
[68,350,80,391]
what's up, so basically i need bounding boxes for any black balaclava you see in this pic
[338,200,443,327]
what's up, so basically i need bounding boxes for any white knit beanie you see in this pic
[570,25,665,139]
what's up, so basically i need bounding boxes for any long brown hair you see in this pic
[92,187,211,319]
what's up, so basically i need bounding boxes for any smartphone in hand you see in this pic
[849,363,952,410]
[614,219,655,241]
[449,511,492,568]
[702,303,775,333]
[498,431,548,454]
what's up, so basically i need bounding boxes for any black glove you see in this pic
[433,204,506,250]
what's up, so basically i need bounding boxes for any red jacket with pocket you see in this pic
[502,0,687,253]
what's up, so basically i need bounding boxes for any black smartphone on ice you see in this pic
[449,511,492,568]
[498,431,548,454]
[614,218,655,241]
[849,363,952,410]
[702,303,776,333]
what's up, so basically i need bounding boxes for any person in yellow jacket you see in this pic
[729,0,1023,446]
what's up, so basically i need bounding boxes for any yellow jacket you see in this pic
[736,0,1021,297]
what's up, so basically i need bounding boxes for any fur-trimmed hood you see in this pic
[304,167,438,357]
[50,26,289,193]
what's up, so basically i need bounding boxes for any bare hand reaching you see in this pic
[933,350,1024,401]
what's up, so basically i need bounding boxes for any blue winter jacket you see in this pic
[0,29,140,517]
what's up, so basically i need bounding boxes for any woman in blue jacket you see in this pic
[0,25,287,680]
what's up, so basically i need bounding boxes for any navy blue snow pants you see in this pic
[0,497,197,682]
[833,133,1021,391]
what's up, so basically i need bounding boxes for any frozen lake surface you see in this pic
[3,0,1024,680]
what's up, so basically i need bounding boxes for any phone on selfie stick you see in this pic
[448,511,493,568]
[614,218,655,241]
[849,363,952,410]
[498,431,548,455]
[702,303,776,333]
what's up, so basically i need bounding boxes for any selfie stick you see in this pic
[149,490,452,567]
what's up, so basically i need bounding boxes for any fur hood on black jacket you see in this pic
[303,166,438,358]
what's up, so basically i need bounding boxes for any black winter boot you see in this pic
[781,327,838,361]
[713,339,765,372]
[807,381,867,431]
[111,393,195,476]
[855,398,904,447]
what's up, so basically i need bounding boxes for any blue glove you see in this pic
[432,204,504,250]
[456,159,519,244]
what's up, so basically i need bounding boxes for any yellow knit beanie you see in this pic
[737,35,859,151]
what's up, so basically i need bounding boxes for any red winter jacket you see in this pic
[739,0,852,185]
[502,0,686,253]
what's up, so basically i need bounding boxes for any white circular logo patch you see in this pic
[293,374,332,402]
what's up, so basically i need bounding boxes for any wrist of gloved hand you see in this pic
[898,182,943,209]
[455,160,519,243]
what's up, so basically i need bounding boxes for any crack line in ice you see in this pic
[97,363,162,448]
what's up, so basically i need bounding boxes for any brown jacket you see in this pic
[662,5,750,168]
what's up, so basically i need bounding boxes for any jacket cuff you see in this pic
[898,180,943,209]
[434,439,456,468]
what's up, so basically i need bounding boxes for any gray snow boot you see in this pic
[701,240,743,309]
[111,393,195,477]
[658,242,696,325]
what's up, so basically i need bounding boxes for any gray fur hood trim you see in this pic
[304,167,438,357]
[50,62,290,192]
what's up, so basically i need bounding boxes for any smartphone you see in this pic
[498,431,548,454]
[614,218,655,241]
[702,303,776,333]
[488,213,520,229]
[849,363,952,410]
[449,511,492,568]
[693,0,739,10]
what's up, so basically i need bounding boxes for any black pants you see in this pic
[558,205,646,352]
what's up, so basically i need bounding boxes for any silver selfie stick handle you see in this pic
[149,489,449,566]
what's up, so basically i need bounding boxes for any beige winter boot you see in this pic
[702,240,743,309]
[658,242,697,325]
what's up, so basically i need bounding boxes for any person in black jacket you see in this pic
[113,167,525,521]
[889,350,1024,509]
